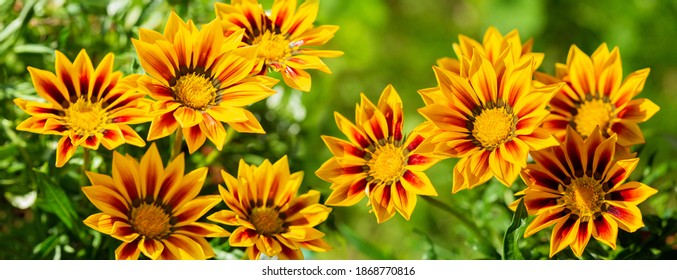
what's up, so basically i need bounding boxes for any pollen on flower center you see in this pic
[563,176,605,217]
[65,98,107,135]
[470,106,516,150]
[572,97,615,138]
[172,73,218,111]
[129,202,172,239]
[253,32,293,68]
[250,207,284,236]
[367,144,406,184]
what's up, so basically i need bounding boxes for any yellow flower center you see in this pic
[563,176,605,218]
[64,98,108,136]
[250,207,284,236]
[572,97,615,138]
[172,73,218,111]
[129,203,172,239]
[471,106,516,150]
[367,143,406,185]
[253,31,294,70]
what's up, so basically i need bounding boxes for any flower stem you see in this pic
[171,129,183,160]
[82,149,90,185]
[422,195,499,258]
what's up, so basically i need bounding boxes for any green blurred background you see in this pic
[0,0,675,260]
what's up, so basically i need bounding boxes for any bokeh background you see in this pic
[0,0,675,259]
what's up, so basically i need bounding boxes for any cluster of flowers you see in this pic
[15,0,341,260]
[316,26,659,258]
[14,0,660,259]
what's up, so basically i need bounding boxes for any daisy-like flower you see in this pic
[15,50,148,167]
[208,156,332,260]
[215,0,343,92]
[133,12,277,153]
[536,43,659,147]
[436,26,543,77]
[316,85,442,223]
[521,126,657,257]
[418,48,563,192]
[82,144,228,260]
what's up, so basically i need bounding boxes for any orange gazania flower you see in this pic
[215,0,343,92]
[536,43,659,147]
[316,85,443,223]
[521,127,657,257]
[133,12,277,153]
[208,156,332,260]
[15,50,149,167]
[436,26,543,77]
[418,48,563,192]
[82,144,228,260]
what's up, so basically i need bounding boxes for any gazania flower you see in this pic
[536,43,659,147]
[82,144,228,260]
[521,126,657,257]
[418,48,563,192]
[316,85,442,223]
[215,0,343,92]
[208,156,332,260]
[436,26,543,77]
[15,50,149,167]
[133,12,277,153]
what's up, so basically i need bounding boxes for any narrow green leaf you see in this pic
[502,199,527,260]
[0,0,35,45]
[33,234,59,259]
[13,44,54,54]
[34,169,78,231]
[414,229,438,260]
[337,223,394,260]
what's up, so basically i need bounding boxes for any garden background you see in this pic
[0,0,675,260]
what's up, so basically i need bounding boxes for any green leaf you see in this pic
[13,44,54,54]
[414,229,438,260]
[502,199,528,260]
[337,223,394,260]
[34,169,79,231]
[33,234,60,259]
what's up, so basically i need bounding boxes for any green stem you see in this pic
[81,149,90,186]
[223,127,236,147]
[422,195,499,257]
[171,129,184,160]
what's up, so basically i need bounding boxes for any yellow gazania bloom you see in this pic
[436,26,543,77]
[82,144,228,260]
[215,0,343,92]
[521,126,657,257]
[316,85,443,223]
[208,156,332,260]
[418,48,563,192]
[536,43,659,147]
[15,50,148,167]
[133,12,277,153]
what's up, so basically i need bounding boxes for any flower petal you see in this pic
[114,240,141,260]
[549,214,579,258]
[606,181,657,205]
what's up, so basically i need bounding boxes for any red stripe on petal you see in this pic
[407,154,433,166]
[406,135,425,151]
[402,170,423,187]
[348,179,368,197]
[352,131,370,148]
[342,165,364,175]
[525,196,559,210]
[56,136,77,167]
[85,135,98,148]
[42,79,69,106]
[523,169,561,191]
[115,239,141,260]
